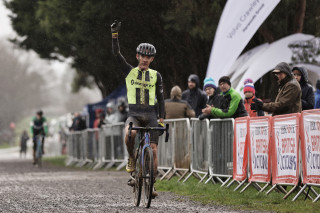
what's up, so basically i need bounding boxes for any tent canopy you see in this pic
[227,33,320,92]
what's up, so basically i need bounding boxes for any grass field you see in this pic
[155,176,320,213]
[43,156,320,212]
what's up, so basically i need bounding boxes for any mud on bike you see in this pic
[127,122,169,208]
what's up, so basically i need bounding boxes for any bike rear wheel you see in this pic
[133,149,142,206]
[142,146,154,208]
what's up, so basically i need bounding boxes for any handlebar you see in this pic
[128,122,170,142]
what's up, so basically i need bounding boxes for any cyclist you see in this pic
[111,20,165,197]
[30,110,48,164]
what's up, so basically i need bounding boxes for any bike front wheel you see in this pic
[142,146,154,208]
[133,150,142,206]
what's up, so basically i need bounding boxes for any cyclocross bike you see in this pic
[128,122,169,208]
[35,135,44,167]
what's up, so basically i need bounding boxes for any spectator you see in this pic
[71,112,87,131]
[292,67,314,110]
[315,80,320,109]
[182,74,207,117]
[104,102,118,124]
[117,100,128,122]
[20,130,29,158]
[199,77,221,120]
[165,86,195,119]
[243,83,264,117]
[251,62,301,116]
[202,76,247,118]
[93,109,103,129]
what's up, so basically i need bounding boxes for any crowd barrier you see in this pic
[64,113,319,202]
[233,110,320,202]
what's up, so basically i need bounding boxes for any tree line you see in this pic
[5,0,319,98]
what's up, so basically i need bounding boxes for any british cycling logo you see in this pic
[276,127,297,171]
[307,122,320,170]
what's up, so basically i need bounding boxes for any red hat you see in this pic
[243,83,255,94]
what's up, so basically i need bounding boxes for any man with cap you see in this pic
[315,80,320,109]
[243,83,264,117]
[202,76,247,118]
[199,77,221,120]
[251,62,301,116]
[292,67,314,110]
[182,74,207,117]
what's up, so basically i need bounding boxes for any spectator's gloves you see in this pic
[111,20,121,33]
[158,122,165,136]
[198,114,205,120]
[250,98,263,112]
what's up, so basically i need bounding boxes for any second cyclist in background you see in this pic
[30,110,48,165]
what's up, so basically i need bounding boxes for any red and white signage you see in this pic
[271,113,300,185]
[248,116,271,183]
[301,109,320,184]
[233,117,248,181]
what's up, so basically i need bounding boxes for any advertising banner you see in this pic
[301,110,320,184]
[206,0,280,81]
[272,114,300,185]
[233,117,249,181]
[248,116,271,183]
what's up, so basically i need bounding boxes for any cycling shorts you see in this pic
[125,115,159,144]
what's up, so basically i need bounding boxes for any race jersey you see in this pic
[30,117,48,136]
[112,37,165,118]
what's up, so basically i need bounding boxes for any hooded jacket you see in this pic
[263,62,302,116]
[165,86,195,119]
[292,67,314,110]
[182,74,207,117]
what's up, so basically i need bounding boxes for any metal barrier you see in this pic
[93,123,127,170]
[156,118,191,181]
[183,118,210,183]
[206,118,234,186]
[158,120,175,180]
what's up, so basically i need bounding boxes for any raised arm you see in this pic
[111,20,133,74]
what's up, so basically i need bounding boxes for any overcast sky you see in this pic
[0,1,14,38]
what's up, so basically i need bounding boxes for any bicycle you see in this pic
[34,134,44,167]
[128,122,169,208]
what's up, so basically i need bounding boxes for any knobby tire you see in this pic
[143,146,154,208]
[133,149,142,206]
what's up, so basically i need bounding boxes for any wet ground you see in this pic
[0,149,257,212]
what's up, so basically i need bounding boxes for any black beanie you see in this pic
[219,76,231,86]
[316,80,320,90]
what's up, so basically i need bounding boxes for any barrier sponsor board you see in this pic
[301,110,320,184]
[233,117,248,181]
[272,114,300,185]
[248,116,271,182]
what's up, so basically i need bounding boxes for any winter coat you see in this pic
[293,67,314,110]
[263,70,302,116]
[165,86,195,119]
[182,74,207,117]
[315,89,320,109]
[199,89,221,120]
[244,96,264,117]
[211,87,248,118]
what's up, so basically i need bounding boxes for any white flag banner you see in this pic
[206,0,280,81]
